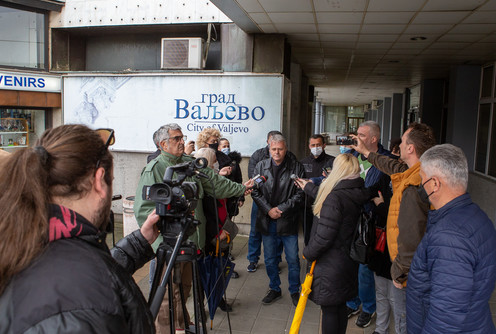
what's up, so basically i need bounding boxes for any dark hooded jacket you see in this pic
[216,150,244,217]
[302,178,369,306]
[0,204,155,334]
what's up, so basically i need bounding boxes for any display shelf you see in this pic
[0,118,29,150]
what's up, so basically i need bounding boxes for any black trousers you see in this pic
[321,303,348,334]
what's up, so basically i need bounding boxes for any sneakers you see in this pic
[247,262,258,272]
[262,289,282,305]
[355,311,375,328]
[347,306,360,318]
[291,293,300,307]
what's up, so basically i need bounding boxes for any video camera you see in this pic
[142,157,209,241]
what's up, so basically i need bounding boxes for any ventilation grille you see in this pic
[162,39,189,68]
[161,38,203,69]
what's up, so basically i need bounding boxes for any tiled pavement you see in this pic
[132,235,387,334]
[117,145,496,333]
[127,232,496,334]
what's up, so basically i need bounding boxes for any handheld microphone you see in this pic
[290,174,299,181]
[252,175,267,189]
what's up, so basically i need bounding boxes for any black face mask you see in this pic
[417,178,434,204]
[208,142,219,151]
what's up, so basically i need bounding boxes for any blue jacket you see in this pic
[406,193,496,334]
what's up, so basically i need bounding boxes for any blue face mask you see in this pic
[221,147,230,155]
[340,146,351,154]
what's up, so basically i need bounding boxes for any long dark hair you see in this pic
[0,124,113,294]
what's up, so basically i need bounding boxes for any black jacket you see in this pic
[252,156,305,235]
[248,146,297,178]
[216,150,244,217]
[302,178,369,306]
[300,152,335,178]
[0,208,155,334]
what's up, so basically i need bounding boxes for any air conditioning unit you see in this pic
[161,38,204,69]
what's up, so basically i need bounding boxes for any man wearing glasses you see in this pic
[134,123,252,334]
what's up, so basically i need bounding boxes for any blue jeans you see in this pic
[247,203,283,263]
[247,203,262,263]
[346,264,376,314]
[262,220,300,294]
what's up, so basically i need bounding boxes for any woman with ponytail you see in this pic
[0,124,160,333]
[295,153,369,334]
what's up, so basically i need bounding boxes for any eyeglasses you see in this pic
[169,135,187,143]
[95,128,115,169]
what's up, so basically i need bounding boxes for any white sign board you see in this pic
[62,74,283,156]
[0,71,61,92]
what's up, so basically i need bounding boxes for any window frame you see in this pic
[0,2,49,71]
[474,62,496,179]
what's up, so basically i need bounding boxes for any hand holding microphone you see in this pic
[291,174,309,189]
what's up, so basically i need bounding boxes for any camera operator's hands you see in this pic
[268,207,282,219]
[294,177,310,189]
[140,209,160,245]
[184,141,195,155]
[219,166,232,176]
[349,134,370,158]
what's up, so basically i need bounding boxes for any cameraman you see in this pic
[134,123,252,334]
[0,125,160,333]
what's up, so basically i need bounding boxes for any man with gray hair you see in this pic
[251,134,305,306]
[134,123,252,333]
[407,144,496,333]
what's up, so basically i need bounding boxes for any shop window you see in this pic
[475,63,496,177]
[0,109,45,152]
[0,4,46,69]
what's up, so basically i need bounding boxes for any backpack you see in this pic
[349,210,375,264]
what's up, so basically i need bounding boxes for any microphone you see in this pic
[252,175,267,189]
[290,174,299,181]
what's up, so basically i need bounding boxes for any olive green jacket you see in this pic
[133,151,246,251]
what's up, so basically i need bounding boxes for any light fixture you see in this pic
[410,36,427,41]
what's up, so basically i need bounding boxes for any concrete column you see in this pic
[382,97,392,147]
[221,24,253,72]
[421,79,447,143]
[320,104,325,133]
[377,100,384,138]
[391,93,404,140]
[446,65,481,170]
[314,100,321,134]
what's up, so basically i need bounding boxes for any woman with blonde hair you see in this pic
[196,128,221,151]
[296,153,369,334]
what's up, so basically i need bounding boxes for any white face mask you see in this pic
[213,161,220,173]
[221,147,230,155]
[311,146,323,157]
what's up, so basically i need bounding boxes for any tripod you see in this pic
[149,218,208,334]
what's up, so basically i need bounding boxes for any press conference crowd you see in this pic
[0,120,495,334]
